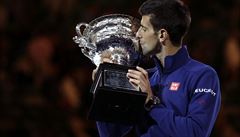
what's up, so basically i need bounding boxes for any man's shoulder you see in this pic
[184,59,217,76]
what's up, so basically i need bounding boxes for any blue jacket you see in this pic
[96,46,221,137]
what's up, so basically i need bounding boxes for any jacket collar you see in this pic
[153,45,190,74]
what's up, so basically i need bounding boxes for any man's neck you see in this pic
[156,43,181,67]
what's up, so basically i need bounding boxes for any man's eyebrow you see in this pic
[140,24,147,29]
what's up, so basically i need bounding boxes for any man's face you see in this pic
[136,15,161,56]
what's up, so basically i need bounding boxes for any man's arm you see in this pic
[142,69,221,137]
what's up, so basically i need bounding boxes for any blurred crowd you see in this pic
[0,0,239,137]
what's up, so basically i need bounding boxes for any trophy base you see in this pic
[88,63,147,124]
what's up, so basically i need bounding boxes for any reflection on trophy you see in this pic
[73,14,147,124]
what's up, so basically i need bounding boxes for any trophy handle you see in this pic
[73,23,90,46]
[73,23,97,63]
[75,23,89,36]
[73,23,95,49]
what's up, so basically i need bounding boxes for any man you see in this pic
[95,0,221,136]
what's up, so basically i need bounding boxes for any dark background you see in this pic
[0,0,239,137]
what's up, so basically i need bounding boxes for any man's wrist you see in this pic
[144,95,160,111]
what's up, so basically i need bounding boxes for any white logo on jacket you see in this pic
[169,82,180,91]
[194,88,216,96]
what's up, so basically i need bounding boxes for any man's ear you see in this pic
[158,29,168,43]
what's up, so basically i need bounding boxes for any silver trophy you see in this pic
[73,14,141,66]
[73,14,147,124]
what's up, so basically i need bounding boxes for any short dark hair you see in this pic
[139,0,191,45]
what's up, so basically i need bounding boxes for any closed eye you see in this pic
[140,25,147,32]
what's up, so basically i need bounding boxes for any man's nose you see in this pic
[136,29,141,39]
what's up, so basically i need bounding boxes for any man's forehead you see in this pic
[141,15,152,28]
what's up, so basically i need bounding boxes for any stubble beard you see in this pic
[146,40,162,56]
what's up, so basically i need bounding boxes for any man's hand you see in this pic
[92,67,98,81]
[92,50,113,81]
[126,66,154,103]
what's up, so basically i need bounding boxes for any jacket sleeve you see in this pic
[142,69,221,137]
[96,121,132,137]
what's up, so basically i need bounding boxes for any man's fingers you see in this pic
[102,58,112,63]
[127,69,146,80]
[136,66,148,78]
[128,69,142,76]
[129,78,140,85]
[127,71,141,79]
[129,78,141,90]
[92,67,98,81]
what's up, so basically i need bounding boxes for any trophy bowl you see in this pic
[73,14,141,66]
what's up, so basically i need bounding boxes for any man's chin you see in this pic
[142,51,151,56]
